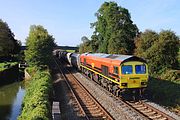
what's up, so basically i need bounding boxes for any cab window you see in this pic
[113,66,119,74]
[135,65,146,74]
[122,65,132,74]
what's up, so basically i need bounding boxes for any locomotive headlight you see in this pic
[121,83,127,87]
[141,82,147,85]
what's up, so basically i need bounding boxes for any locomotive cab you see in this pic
[119,61,148,89]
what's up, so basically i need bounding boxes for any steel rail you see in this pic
[57,59,114,120]
[53,58,89,119]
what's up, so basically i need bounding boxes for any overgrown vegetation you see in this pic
[148,77,180,111]
[18,69,52,120]
[18,25,55,119]
[0,62,18,71]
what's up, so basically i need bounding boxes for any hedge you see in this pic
[18,69,52,120]
[0,62,18,71]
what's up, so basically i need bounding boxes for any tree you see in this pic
[157,30,179,70]
[134,30,158,57]
[91,2,138,54]
[90,34,99,52]
[81,36,89,43]
[135,30,179,75]
[0,19,21,57]
[12,39,21,55]
[25,25,55,66]
[79,36,92,53]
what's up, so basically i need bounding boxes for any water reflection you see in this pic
[0,82,25,120]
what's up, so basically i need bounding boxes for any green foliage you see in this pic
[0,62,18,71]
[148,77,180,109]
[79,36,93,53]
[160,69,180,84]
[18,69,52,120]
[178,43,180,67]
[90,1,138,54]
[25,25,55,67]
[135,30,158,56]
[135,30,179,75]
[26,66,39,77]
[90,34,100,52]
[66,50,75,53]
[0,19,21,57]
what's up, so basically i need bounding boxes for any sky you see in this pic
[0,0,179,46]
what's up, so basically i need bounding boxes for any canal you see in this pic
[0,81,25,120]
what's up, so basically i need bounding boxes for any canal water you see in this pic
[0,81,25,120]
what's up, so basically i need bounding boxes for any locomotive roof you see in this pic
[82,53,146,63]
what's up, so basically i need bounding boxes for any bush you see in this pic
[18,69,52,120]
[147,77,180,110]
[160,69,180,84]
[0,62,18,71]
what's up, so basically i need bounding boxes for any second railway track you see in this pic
[54,58,114,120]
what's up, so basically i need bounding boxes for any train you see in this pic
[56,51,149,97]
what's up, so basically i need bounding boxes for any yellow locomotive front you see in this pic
[119,61,148,95]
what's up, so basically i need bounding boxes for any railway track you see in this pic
[78,67,177,120]
[126,101,175,120]
[54,58,114,120]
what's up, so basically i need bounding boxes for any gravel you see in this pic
[73,70,149,120]
[145,101,180,120]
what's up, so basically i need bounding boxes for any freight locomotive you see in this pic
[58,51,149,97]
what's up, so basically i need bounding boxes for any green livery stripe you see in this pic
[80,65,120,84]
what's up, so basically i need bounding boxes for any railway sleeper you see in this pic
[149,114,162,119]
[85,106,99,110]
[83,97,92,101]
[136,106,147,110]
[141,109,152,113]
[86,115,106,120]
[81,104,97,108]
[145,111,156,115]
[87,107,101,112]
[82,102,95,106]
[156,117,168,120]
[132,104,144,108]
[84,109,102,114]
